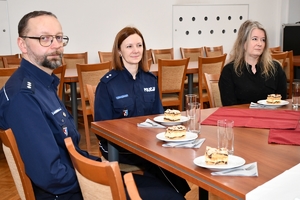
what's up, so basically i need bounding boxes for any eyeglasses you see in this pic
[20,35,69,47]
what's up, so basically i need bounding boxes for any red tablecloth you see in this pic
[201,107,300,129]
[269,124,300,145]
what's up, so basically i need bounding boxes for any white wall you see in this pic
[5,0,290,63]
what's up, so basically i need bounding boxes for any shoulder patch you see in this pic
[100,70,119,83]
[21,78,35,93]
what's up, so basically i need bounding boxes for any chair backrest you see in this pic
[98,51,113,64]
[0,129,35,200]
[285,50,294,96]
[204,46,224,57]
[180,47,205,61]
[158,58,189,111]
[63,52,88,69]
[3,57,22,68]
[77,62,111,102]
[146,49,152,64]
[52,64,66,100]
[0,67,18,88]
[151,48,174,64]
[198,54,227,108]
[271,51,288,68]
[269,46,281,53]
[204,73,222,108]
[0,54,19,68]
[85,84,97,120]
[64,137,141,200]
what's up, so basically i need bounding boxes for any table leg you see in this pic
[108,142,119,161]
[70,82,78,128]
[187,74,194,94]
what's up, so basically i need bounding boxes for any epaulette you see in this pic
[21,78,35,93]
[100,70,119,83]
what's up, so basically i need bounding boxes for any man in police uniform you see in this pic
[0,11,186,200]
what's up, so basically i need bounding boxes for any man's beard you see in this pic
[41,52,63,70]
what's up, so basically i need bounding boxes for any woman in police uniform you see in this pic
[94,27,190,198]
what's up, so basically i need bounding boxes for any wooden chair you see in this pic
[204,73,222,108]
[180,47,205,87]
[180,47,205,61]
[0,67,18,88]
[62,52,88,99]
[269,46,281,53]
[151,48,174,64]
[146,49,152,64]
[0,54,19,68]
[158,58,189,111]
[197,54,227,109]
[76,62,111,152]
[271,51,288,68]
[0,128,35,200]
[204,45,224,57]
[64,137,142,200]
[52,64,66,100]
[98,51,113,64]
[2,57,22,68]
[85,84,97,120]
[283,51,295,98]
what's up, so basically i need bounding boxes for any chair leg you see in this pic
[83,114,91,152]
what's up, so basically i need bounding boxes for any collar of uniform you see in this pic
[121,66,142,80]
[19,59,59,89]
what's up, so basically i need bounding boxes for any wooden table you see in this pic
[91,103,300,199]
[63,68,79,127]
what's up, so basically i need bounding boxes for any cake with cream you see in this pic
[266,94,282,104]
[205,146,228,165]
[164,109,181,121]
[165,125,186,139]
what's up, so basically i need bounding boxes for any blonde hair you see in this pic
[228,20,275,78]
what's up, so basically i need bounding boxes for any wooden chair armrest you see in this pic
[123,173,142,200]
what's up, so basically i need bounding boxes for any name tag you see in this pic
[144,87,155,92]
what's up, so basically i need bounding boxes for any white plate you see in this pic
[156,132,198,142]
[153,115,189,125]
[193,155,246,170]
[257,99,289,107]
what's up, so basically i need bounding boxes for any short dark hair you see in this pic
[18,11,57,36]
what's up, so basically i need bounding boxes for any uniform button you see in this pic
[63,112,66,117]
[61,119,64,122]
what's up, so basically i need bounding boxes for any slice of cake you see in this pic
[266,94,282,104]
[205,146,228,165]
[165,125,186,139]
[164,109,181,122]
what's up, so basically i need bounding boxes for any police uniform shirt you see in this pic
[94,67,164,121]
[0,59,98,195]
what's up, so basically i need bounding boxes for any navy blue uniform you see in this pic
[94,67,190,197]
[0,59,186,200]
[0,59,96,198]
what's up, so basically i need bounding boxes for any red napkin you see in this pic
[201,107,300,129]
[269,124,300,145]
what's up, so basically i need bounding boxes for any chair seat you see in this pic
[161,93,180,102]
[101,156,142,172]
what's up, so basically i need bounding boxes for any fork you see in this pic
[222,164,255,174]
